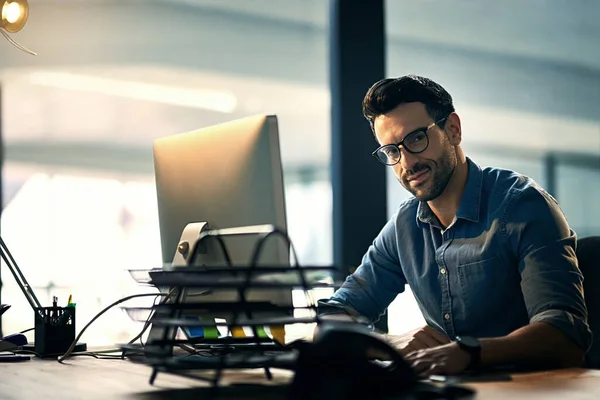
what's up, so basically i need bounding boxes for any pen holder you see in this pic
[34,306,76,357]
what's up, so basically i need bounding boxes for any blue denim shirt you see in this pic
[328,157,591,351]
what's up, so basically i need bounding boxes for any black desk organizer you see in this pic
[34,305,76,357]
[121,225,342,390]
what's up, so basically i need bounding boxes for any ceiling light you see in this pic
[1,0,36,56]
[1,0,28,32]
[25,71,238,113]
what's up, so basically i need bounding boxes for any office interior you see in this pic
[0,0,599,349]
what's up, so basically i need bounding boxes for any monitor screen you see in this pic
[153,114,289,269]
[151,114,293,316]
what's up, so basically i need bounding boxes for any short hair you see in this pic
[362,75,455,131]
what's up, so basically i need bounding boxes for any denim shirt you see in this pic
[328,157,591,351]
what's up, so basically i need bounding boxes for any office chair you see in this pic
[577,236,600,368]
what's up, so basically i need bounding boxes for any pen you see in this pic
[65,295,75,325]
[51,296,58,323]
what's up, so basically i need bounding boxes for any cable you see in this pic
[138,300,162,346]
[124,287,209,350]
[19,327,34,334]
[57,292,169,363]
[16,348,123,360]
[69,352,124,360]
[47,286,211,361]
[127,291,170,348]
[0,28,37,56]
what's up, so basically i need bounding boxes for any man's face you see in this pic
[373,102,459,202]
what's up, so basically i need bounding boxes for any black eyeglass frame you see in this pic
[371,117,448,166]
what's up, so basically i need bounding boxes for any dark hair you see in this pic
[362,75,455,131]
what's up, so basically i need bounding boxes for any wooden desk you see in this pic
[0,357,293,400]
[468,369,600,400]
[1,357,599,399]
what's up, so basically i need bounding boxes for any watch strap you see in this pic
[456,336,481,369]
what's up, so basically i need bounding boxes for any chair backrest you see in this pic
[577,236,600,368]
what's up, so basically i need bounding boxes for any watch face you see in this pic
[457,336,480,348]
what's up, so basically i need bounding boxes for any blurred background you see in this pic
[0,0,598,345]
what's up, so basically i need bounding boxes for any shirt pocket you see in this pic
[456,257,507,328]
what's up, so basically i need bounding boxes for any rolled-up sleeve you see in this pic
[503,186,592,351]
[324,217,407,323]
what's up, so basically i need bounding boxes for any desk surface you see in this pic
[1,357,599,399]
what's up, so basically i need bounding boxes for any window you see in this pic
[1,0,331,344]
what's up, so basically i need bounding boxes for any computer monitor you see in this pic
[152,114,291,306]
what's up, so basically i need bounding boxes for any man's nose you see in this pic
[399,148,419,173]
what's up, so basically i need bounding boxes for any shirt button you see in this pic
[444,313,450,320]
[440,268,446,274]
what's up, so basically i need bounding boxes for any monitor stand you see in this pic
[144,222,209,358]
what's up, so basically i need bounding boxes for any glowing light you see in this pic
[3,2,22,24]
[25,71,238,113]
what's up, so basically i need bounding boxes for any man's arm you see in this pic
[406,321,584,376]
[319,217,407,324]
[406,186,591,375]
[501,186,591,366]
[478,321,584,368]
[317,216,452,354]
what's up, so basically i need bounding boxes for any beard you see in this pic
[398,142,457,202]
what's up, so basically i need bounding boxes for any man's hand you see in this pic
[384,325,451,357]
[404,342,471,376]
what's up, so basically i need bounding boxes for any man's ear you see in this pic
[444,112,462,146]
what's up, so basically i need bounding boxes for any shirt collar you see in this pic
[416,157,482,227]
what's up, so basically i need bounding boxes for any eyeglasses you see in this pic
[372,117,447,166]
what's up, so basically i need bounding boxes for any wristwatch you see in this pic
[455,336,481,369]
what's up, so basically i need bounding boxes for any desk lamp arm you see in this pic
[0,236,43,313]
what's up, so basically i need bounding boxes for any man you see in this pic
[319,75,591,376]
